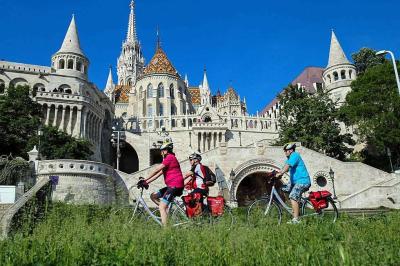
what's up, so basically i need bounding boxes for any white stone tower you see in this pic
[117,0,145,86]
[199,68,211,106]
[323,30,356,105]
[51,15,89,80]
[104,67,115,102]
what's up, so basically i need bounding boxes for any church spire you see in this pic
[327,30,350,68]
[106,66,114,89]
[57,15,85,56]
[202,67,209,90]
[126,0,137,43]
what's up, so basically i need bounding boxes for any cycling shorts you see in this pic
[156,187,184,205]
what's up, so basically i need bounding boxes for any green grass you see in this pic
[0,203,399,265]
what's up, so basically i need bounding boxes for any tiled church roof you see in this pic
[143,47,179,77]
[188,87,201,105]
[114,85,130,103]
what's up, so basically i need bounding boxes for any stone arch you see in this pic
[119,142,139,174]
[67,59,74,69]
[10,78,28,88]
[157,83,164,98]
[147,83,153,98]
[229,159,288,206]
[202,114,212,123]
[340,70,346,80]
[58,84,71,93]
[349,70,353,79]
[0,79,5,94]
[33,83,45,96]
[333,71,339,81]
[59,59,65,69]
[76,60,82,72]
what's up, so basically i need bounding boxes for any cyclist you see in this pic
[276,142,311,224]
[184,153,209,200]
[137,138,184,226]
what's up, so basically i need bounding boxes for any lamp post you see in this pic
[329,168,337,199]
[376,50,400,95]
[386,147,394,173]
[37,126,43,160]
[111,125,126,171]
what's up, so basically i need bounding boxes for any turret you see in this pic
[51,15,89,80]
[323,30,356,104]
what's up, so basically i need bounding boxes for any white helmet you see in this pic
[160,138,173,151]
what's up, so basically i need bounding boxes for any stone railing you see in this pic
[0,177,50,240]
[0,61,52,74]
[37,160,114,177]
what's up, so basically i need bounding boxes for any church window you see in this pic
[349,70,353,79]
[76,61,82,71]
[333,72,339,81]
[147,105,153,117]
[170,84,175,99]
[171,119,176,128]
[160,119,164,127]
[316,83,323,92]
[147,84,153,98]
[341,70,346,80]
[158,83,164,98]
[67,59,74,69]
[159,104,164,116]
[189,119,193,127]
[171,104,177,115]
[127,79,132,86]
[182,119,186,127]
[59,59,65,69]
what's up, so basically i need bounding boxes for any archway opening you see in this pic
[150,148,163,166]
[236,172,284,207]
[119,143,139,174]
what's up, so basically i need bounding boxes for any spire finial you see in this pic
[130,0,135,9]
[126,0,137,43]
[156,26,161,49]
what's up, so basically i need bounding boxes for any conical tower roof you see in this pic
[126,0,137,44]
[143,47,179,77]
[57,15,85,56]
[327,30,350,68]
[202,68,210,90]
[105,67,114,89]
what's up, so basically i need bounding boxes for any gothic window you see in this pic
[76,61,82,71]
[170,84,175,99]
[349,70,353,79]
[341,70,346,80]
[333,72,339,81]
[139,86,143,98]
[159,104,164,116]
[147,84,153,98]
[67,59,74,69]
[147,104,153,117]
[178,87,183,98]
[160,119,164,127]
[182,119,186,127]
[59,59,65,69]
[127,78,132,86]
[232,111,237,116]
[189,119,193,127]
[84,65,88,74]
[171,119,176,128]
[158,83,164,98]
[171,104,177,115]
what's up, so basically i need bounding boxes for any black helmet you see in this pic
[283,142,296,151]
[188,153,202,161]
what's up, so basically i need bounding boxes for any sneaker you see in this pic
[287,218,301,224]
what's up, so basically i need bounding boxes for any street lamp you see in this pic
[37,126,43,160]
[111,125,126,171]
[329,168,337,199]
[376,50,400,95]
[386,147,394,173]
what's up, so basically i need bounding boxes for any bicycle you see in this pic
[247,171,339,226]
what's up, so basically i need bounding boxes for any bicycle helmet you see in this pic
[283,142,296,151]
[160,138,173,151]
[188,153,202,161]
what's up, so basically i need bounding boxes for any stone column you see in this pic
[53,106,59,127]
[60,106,66,131]
[45,106,51,126]
[67,108,73,135]
[82,110,88,139]
[75,108,82,138]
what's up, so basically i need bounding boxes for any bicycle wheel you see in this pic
[301,197,339,223]
[169,204,190,227]
[209,204,234,229]
[247,198,282,227]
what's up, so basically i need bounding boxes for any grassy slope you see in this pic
[0,204,399,265]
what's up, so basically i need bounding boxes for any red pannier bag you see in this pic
[207,196,225,216]
[308,190,332,211]
[182,193,202,218]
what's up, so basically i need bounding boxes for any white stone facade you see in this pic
[0,16,114,163]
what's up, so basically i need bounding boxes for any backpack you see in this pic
[200,164,216,187]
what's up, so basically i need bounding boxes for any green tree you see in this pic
[277,85,354,160]
[340,62,400,171]
[352,48,386,76]
[0,86,42,157]
[28,126,93,160]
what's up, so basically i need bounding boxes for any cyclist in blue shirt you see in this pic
[276,142,311,224]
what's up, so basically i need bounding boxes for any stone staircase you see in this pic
[0,177,50,240]
[338,174,400,209]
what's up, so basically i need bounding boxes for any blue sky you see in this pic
[1,0,399,114]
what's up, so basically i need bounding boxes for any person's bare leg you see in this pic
[151,193,160,206]
[159,201,169,226]
[291,199,300,219]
